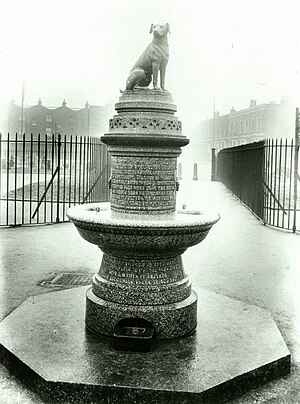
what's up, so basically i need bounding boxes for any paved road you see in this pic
[0,180,299,403]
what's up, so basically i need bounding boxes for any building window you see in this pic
[56,123,62,129]
[240,121,243,134]
[32,119,37,127]
[46,127,52,134]
[46,115,52,122]
[251,118,255,132]
[230,123,234,134]
[245,120,249,133]
[257,117,261,130]
[234,122,237,134]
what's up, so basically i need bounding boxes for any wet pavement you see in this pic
[0,180,300,403]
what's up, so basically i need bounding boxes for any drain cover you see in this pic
[40,273,94,287]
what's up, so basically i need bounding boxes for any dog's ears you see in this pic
[149,23,170,33]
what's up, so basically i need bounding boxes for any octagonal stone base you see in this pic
[0,287,290,404]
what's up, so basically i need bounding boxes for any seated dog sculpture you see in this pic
[124,23,170,91]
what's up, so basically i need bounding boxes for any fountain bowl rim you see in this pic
[67,202,220,229]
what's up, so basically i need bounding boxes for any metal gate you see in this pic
[264,109,299,232]
[217,141,265,220]
[0,133,110,226]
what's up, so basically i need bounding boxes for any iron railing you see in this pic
[217,141,265,220]
[0,133,110,226]
[216,132,299,232]
[264,138,297,230]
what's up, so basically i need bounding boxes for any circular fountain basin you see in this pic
[67,202,220,257]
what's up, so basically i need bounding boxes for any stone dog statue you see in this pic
[124,23,170,91]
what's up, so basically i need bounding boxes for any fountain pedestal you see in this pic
[67,89,219,339]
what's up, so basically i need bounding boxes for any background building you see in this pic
[195,98,295,161]
[0,99,114,139]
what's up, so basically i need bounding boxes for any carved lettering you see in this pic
[111,156,177,212]
[100,255,184,285]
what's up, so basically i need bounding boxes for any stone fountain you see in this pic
[67,88,220,340]
[0,24,290,403]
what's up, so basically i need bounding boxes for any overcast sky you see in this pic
[1,0,299,131]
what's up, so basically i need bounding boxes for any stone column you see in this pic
[105,89,188,213]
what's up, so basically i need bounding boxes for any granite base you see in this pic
[0,287,290,404]
[86,287,198,339]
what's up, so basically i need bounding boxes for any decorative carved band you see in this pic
[109,116,182,132]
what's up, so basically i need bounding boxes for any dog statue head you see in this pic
[149,23,170,37]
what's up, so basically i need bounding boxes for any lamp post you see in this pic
[20,80,25,136]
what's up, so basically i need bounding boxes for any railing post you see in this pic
[193,162,198,181]
[56,134,61,223]
[211,148,216,181]
[293,108,299,232]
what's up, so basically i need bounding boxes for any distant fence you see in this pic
[0,133,110,226]
[217,141,265,220]
[216,123,299,232]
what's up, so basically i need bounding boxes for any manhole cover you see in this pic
[40,273,94,287]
